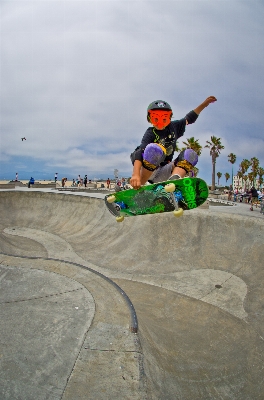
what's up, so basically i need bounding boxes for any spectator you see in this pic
[250,186,258,207]
[28,177,35,188]
[61,177,67,187]
[115,180,122,192]
[77,175,81,187]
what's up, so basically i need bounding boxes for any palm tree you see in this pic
[182,137,203,156]
[175,142,181,153]
[238,159,251,189]
[243,175,249,190]
[248,172,255,187]
[250,157,260,187]
[205,136,225,191]
[227,153,236,188]
[192,166,199,177]
[217,172,222,185]
[258,167,264,188]
[224,172,230,184]
[240,159,251,172]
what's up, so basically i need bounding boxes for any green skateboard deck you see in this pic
[105,177,208,221]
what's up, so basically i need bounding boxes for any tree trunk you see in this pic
[212,157,216,191]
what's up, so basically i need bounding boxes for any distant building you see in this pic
[233,175,261,189]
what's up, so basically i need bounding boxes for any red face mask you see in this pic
[148,110,172,130]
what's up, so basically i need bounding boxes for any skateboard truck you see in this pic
[164,183,184,217]
[106,195,125,222]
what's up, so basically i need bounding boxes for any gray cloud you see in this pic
[1,1,264,181]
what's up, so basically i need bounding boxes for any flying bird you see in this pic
[21,137,26,141]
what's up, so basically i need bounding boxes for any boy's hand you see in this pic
[130,174,141,190]
[203,96,217,106]
[194,96,217,115]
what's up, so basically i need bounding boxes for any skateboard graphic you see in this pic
[105,177,209,222]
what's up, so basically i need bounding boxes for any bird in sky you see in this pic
[21,137,26,141]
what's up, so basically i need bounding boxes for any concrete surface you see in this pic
[0,189,264,399]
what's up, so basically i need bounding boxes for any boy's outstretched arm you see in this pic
[193,96,217,116]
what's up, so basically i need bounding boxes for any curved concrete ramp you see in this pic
[0,191,264,399]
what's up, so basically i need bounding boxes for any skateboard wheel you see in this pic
[107,195,116,203]
[116,216,124,222]
[173,208,183,217]
[165,183,176,192]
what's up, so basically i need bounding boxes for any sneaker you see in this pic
[169,174,181,180]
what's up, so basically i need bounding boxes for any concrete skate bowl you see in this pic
[0,190,264,399]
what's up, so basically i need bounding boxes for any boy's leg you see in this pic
[170,167,186,178]
[131,145,198,186]
[140,168,154,185]
[142,148,199,184]
[148,163,174,183]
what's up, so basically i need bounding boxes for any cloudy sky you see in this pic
[1,0,263,184]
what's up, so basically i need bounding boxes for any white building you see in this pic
[233,175,261,189]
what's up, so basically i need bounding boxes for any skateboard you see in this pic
[105,177,208,222]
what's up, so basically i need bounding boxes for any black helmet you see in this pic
[147,100,172,112]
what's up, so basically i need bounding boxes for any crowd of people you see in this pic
[114,177,130,191]
[14,172,264,200]
[58,172,264,202]
[228,186,264,205]
[57,173,129,190]
[71,175,96,187]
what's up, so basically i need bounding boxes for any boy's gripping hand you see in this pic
[130,174,141,190]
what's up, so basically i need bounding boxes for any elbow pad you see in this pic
[185,110,198,125]
[130,146,144,165]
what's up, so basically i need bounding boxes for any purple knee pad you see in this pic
[142,143,166,171]
[179,149,198,166]
[174,149,198,173]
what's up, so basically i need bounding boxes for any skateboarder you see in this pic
[130,96,217,189]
